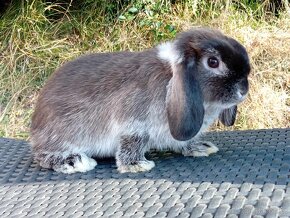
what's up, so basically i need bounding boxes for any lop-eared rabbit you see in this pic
[31,28,250,174]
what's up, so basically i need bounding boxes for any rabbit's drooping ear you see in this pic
[219,105,237,126]
[166,60,204,141]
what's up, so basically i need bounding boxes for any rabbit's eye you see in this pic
[207,57,219,68]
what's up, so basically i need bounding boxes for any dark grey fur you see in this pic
[117,134,149,165]
[219,105,238,126]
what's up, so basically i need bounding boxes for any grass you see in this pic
[0,0,289,139]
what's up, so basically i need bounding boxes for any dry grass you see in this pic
[0,1,289,139]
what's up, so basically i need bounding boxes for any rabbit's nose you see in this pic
[239,87,248,97]
[238,78,249,96]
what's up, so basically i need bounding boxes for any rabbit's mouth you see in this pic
[216,92,248,109]
[223,81,249,105]
[234,86,249,103]
[205,87,249,108]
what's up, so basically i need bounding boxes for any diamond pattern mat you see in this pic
[0,129,289,217]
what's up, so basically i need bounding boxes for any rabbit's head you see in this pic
[163,28,250,140]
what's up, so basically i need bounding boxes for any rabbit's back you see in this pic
[31,50,173,157]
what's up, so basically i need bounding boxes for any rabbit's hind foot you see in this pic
[35,152,97,174]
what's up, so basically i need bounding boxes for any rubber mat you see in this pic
[0,129,289,217]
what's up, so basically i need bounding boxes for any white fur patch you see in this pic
[54,153,97,174]
[157,42,183,66]
[69,120,122,158]
[206,143,219,154]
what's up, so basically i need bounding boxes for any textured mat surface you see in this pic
[0,129,289,217]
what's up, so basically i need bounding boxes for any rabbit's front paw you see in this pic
[117,160,155,173]
[182,141,219,157]
[116,134,154,173]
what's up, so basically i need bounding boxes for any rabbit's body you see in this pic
[31,28,250,173]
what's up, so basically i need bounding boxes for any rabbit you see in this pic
[30,27,250,174]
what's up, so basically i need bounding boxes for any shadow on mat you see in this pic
[0,129,289,186]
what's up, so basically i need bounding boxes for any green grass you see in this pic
[0,0,289,139]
